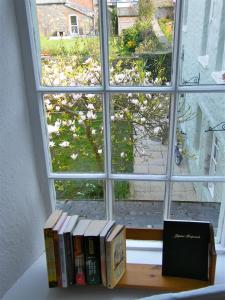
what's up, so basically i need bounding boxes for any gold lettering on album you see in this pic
[174,234,201,239]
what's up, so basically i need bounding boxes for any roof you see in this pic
[152,0,173,7]
[117,2,138,17]
[36,0,94,17]
[66,2,94,17]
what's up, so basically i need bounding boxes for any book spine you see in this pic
[74,236,86,285]
[100,237,107,287]
[65,233,74,286]
[44,229,57,288]
[59,234,68,288]
[53,231,61,287]
[84,237,101,285]
[105,241,112,288]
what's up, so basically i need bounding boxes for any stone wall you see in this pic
[37,4,93,36]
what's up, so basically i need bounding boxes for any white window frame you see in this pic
[15,0,225,247]
[198,0,212,68]
[69,14,79,35]
[208,135,219,198]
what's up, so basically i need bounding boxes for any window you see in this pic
[23,0,225,244]
[70,15,79,35]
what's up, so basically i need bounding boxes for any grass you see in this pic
[40,36,100,58]
[158,18,173,43]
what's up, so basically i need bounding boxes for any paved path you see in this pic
[130,138,198,202]
[151,16,171,49]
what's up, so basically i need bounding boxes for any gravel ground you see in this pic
[56,200,220,232]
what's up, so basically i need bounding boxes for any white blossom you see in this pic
[91,129,96,135]
[141,117,146,123]
[86,94,95,99]
[115,73,125,83]
[84,57,92,64]
[55,106,60,111]
[71,153,78,160]
[87,111,96,119]
[53,78,60,85]
[46,104,53,111]
[131,99,139,105]
[59,73,65,81]
[120,152,125,158]
[66,66,73,72]
[70,125,76,132]
[98,149,102,154]
[49,141,55,148]
[87,103,95,110]
[111,116,115,121]
[154,127,161,134]
[59,141,70,147]
[72,94,82,101]
[47,124,59,134]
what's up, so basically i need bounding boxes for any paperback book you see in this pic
[105,224,126,289]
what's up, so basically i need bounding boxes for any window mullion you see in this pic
[99,0,113,219]
[164,0,183,219]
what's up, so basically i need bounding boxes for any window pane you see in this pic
[180,0,225,85]
[43,93,104,173]
[108,0,174,86]
[174,93,225,176]
[111,93,170,174]
[36,0,101,86]
[170,182,225,239]
[113,180,165,228]
[55,180,106,219]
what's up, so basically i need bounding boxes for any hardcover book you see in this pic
[43,210,63,288]
[84,220,108,285]
[162,220,211,281]
[72,219,91,285]
[105,224,126,289]
[100,220,116,287]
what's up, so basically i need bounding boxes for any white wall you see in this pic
[0,0,51,298]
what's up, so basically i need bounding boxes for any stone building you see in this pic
[36,0,95,37]
[179,0,225,229]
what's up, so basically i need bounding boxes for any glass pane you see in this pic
[111,93,171,174]
[55,180,106,219]
[170,182,225,238]
[36,0,101,86]
[113,180,165,228]
[43,93,104,173]
[108,0,174,86]
[174,93,225,176]
[180,0,225,85]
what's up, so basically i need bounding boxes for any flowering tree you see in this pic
[43,56,170,198]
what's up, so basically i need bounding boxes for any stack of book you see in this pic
[43,210,126,289]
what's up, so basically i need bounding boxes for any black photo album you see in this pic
[162,220,211,281]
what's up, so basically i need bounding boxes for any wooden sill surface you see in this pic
[118,263,211,291]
